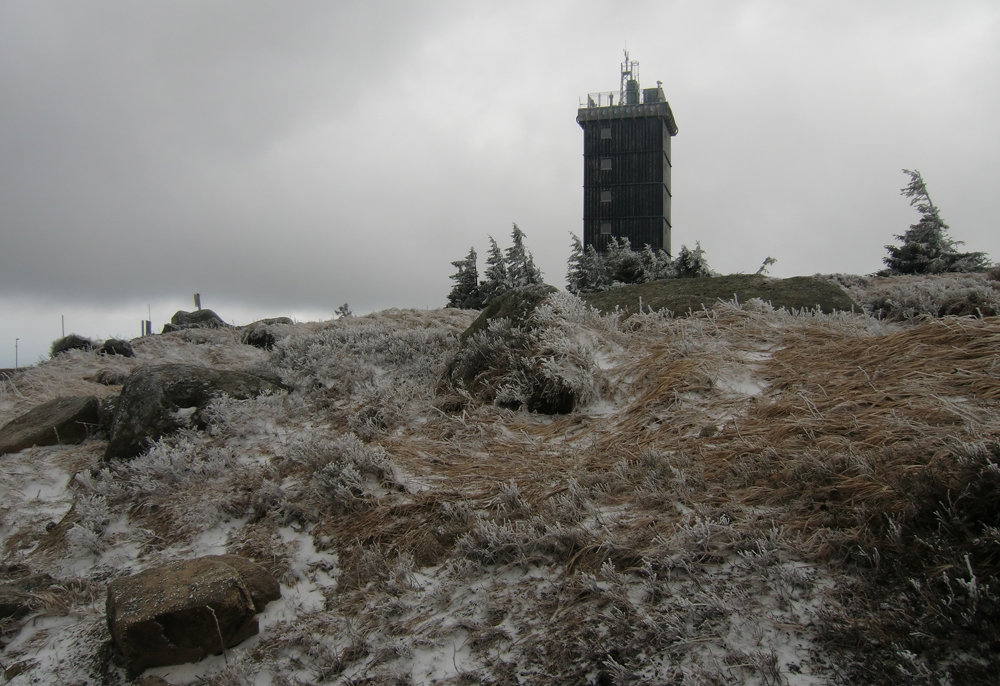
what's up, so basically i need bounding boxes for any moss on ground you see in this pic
[580,274,857,316]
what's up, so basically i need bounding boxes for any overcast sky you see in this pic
[2,0,998,367]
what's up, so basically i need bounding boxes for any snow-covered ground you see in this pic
[2,279,1000,684]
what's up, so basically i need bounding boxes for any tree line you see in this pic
[448,170,992,309]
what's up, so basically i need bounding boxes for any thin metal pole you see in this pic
[14,338,18,369]
[61,315,65,337]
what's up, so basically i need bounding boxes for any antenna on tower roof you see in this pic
[620,47,640,105]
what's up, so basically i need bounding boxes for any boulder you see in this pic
[104,364,286,460]
[50,334,94,356]
[98,338,135,357]
[0,573,55,619]
[98,393,120,434]
[205,555,281,611]
[0,396,100,456]
[106,556,279,677]
[164,309,227,333]
[241,318,292,351]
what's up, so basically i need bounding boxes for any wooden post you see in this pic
[194,293,201,310]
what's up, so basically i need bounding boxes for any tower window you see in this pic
[600,222,612,234]
[600,190,612,203]
[600,127,611,139]
[600,158,612,170]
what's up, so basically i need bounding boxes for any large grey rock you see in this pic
[0,396,100,456]
[98,338,135,357]
[104,364,286,460]
[162,309,227,333]
[106,556,279,677]
[241,318,293,351]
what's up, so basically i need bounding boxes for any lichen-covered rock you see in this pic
[163,309,227,333]
[0,396,100,456]
[98,338,135,357]
[106,556,278,677]
[205,555,281,611]
[104,364,286,461]
[241,319,292,351]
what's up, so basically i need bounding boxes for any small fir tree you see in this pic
[505,223,543,288]
[674,242,713,278]
[641,244,675,282]
[883,169,990,275]
[480,236,509,306]
[566,233,588,295]
[446,247,485,309]
[604,237,646,285]
[581,244,609,292]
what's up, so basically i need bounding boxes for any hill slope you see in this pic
[1,287,999,685]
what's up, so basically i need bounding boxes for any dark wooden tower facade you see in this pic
[577,52,678,254]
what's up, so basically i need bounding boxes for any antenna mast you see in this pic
[619,48,640,105]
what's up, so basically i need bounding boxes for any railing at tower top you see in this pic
[581,92,617,108]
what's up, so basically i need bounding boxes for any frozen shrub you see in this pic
[450,291,601,413]
[288,433,400,513]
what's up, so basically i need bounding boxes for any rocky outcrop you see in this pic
[104,364,286,460]
[106,556,279,677]
[0,396,100,456]
[98,338,135,357]
[50,334,94,356]
[0,573,55,619]
[162,309,227,333]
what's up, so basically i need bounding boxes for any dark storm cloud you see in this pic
[2,0,1000,367]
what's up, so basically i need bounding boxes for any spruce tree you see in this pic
[446,247,484,309]
[604,237,645,285]
[581,244,609,292]
[481,236,509,306]
[566,233,587,294]
[505,223,543,288]
[641,243,675,282]
[674,242,713,278]
[883,169,990,275]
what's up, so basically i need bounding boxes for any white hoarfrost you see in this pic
[2,292,995,684]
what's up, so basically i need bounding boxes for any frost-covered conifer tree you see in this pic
[604,237,646,285]
[674,242,714,278]
[882,169,990,275]
[480,236,510,306]
[505,223,543,288]
[582,244,609,291]
[566,233,588,294]
[446,247,485,309]
[641,244,675,282]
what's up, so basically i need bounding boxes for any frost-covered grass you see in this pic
[1,294,999,684]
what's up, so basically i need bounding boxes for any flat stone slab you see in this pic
[0,396,100,456]
[106,555,279,677]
